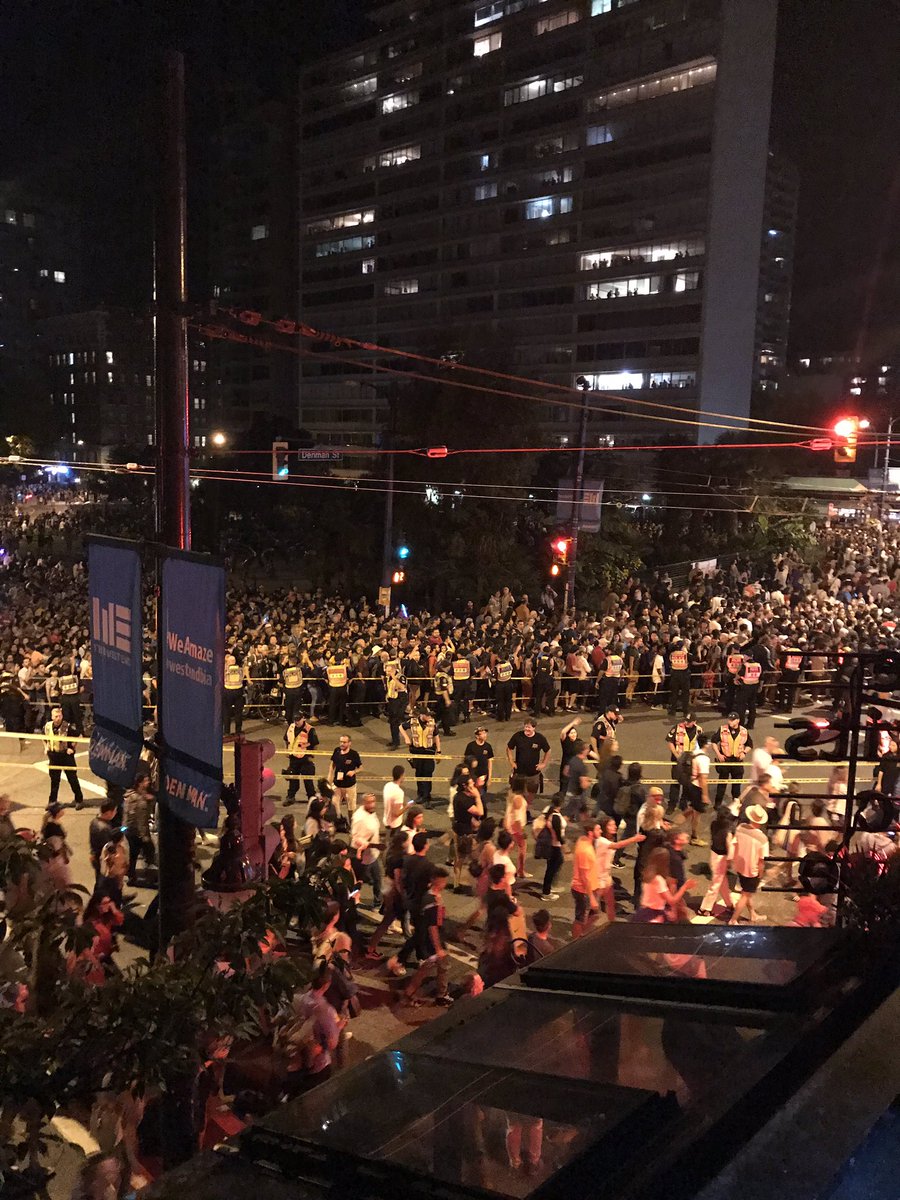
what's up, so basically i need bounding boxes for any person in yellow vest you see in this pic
[721,639,745,716]
[283,714,320,805]
[385,659,408,750]
[59,667,83,733]
[452,653,472,723]
[223,653,245,736]
[735,654,763,730]
[281,656,304,725]
[401,708,441,805]
[665,712,702,812]
[44,706,84,810]
[599,643,623,711]
[493,652,514,723]
[710,712,752,807]
[667,640,691,718]
[775,642,804,714]
[326,655,349,726]
[433,659,455,737]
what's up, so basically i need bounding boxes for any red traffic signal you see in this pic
[237,737,278,876]
[392,569,405,584]
[832,416,868,464]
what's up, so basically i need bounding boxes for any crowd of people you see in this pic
[4,484,900,1195]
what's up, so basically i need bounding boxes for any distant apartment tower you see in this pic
[34,308,209,459]
[295,0,789,447]
[207,93,298,435]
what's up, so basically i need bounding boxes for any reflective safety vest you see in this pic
[224,664,243,690]
[283,666,303,689]
[452,659,470,681]
[386,673,407,700]
[496,661,513,683]
[605,654,623,678]
[435,671,454,697]
[783,650,802,673]
[670,650,688,671]
[719,724,748,758]
[287,727,309,756]
[44,721,73,754]
[672,724,700,754]
[327,664,348,688]
[60,674,79,695]
[410,719,436,749]
[726,653,744,675]
[741,661,762,685]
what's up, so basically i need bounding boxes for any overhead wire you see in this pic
[206,307,832,436]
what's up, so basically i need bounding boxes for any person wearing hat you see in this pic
[729,805,770,925]
[667,639,691,718]
[463,725,494,806]
[590,705,620,770]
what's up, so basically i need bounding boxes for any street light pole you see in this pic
[154,49,195,951]
[880,413,896,521]
[565,378,590,616]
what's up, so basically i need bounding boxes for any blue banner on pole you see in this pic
[160,554,224,828]
[88,539,144,787]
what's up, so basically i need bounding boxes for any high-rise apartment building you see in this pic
[296,0,788,447]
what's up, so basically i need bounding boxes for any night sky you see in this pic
[1,0,897,359]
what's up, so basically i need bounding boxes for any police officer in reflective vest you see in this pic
[59,670,83,734]
[223,653,245,736]
[402,708,441,804]
[494,654,514,723]
[721,643,745,716]
[44,706,84,809]
[776,644,804,714]
[599,645,623,711]
[667,641,691,718]
[710,712,752,806]
[666,713,702,811]
[735,655,762,730]
[282,657,304,725]
[385,659,409,750]
[434,660,455,737]
[326,657,349,726]
[284,714,319,805]
[452,654,471,723]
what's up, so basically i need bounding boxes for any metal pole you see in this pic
[155,50,195,951]
[880,414,894,521]
[836,658,864,927]
[381,386,396,598]
[565,381,590,615]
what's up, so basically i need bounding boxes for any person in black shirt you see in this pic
[506,719,551,796]
[327,734,362,819]
[89,800,118,880]
[463,726,494,804]
[387,831,433,977]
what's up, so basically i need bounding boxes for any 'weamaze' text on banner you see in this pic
[88,538,144,786]
[160,554,224,827]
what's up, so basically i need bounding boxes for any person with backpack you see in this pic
[612,762,646,861]
[534,799,566,902]
[276,963,345,1099]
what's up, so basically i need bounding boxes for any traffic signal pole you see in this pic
[154,50,196,951]
[565,379,590,615]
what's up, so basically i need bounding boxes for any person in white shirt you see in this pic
[685,735,711,847]
[382,765,409,831]
[492,829,517,893]
[351,792,382,906]
[729,805,769,925]
[751,737,785,793]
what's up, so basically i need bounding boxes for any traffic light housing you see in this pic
[832,417,862,464]
[272,440,290,480]
[236,737,278,876]
[550,535,571,578]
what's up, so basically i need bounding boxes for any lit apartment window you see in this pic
[504,74,582,105]
[674,270,701,292]
[586,124,615,145]
[361,258,376,274]
[107,371,114,383]
[591,0,612,13]
[382,90,419,114]
[474,2,503,26]
[525,195,572,220]
[480,153,496,170]
[4,211,15,224]
[395,61,423,82]
[591,59,717,110]
[342,75,377,101]
[251,224,269,240]
[474,31,502,56]
[474,182,498,201]
[106,351,114,364]
[378,144,421,167]
[68,353,75,365]
[384,278,419,295]
[647,371,696,388]
[39,269,49,278]
[579,237,704,270]
[306,209,375,234]
[315,233,377,257]
[580,371,644,390]
[54,271,66,284]
[536,9,581,34]
[540,166,574,185]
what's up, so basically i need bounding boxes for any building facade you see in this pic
[34,308,209,459]
[295,0,788,448]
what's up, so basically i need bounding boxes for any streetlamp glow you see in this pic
[211,431,227,447]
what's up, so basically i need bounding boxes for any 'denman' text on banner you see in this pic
[88,538,144,787]
[160,554,225,828]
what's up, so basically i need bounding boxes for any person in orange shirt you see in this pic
[571,822,602,938]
